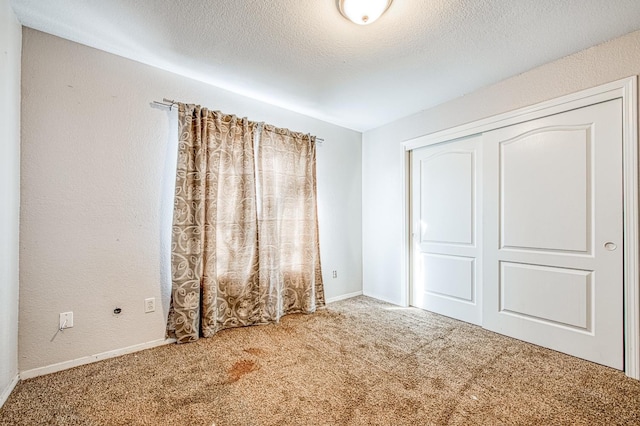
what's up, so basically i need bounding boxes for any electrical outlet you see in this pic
[332,270,338,279]
[59,312,73,329]
[144,297,155,313]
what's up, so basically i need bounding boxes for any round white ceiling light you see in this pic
[337,0,393,25]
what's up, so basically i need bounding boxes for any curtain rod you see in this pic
[152,98,324,143]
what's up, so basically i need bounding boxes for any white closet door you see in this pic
[411,135,482,325]
[483,99,623,369]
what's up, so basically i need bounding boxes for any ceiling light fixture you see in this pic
[337,0,393,25]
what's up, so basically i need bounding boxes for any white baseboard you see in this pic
[362,291,405,307]
[326,291,362,304]
[20,338,176,380]
[0,374,19,408]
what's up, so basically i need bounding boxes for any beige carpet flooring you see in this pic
[2,296,640,425]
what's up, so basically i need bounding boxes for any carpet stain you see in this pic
[228,359,259,383]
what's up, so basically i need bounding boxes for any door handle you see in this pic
[604,242,617,251]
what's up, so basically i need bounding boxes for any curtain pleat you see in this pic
[167,104,324,343]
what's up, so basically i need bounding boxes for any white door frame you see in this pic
[400,76,639,379]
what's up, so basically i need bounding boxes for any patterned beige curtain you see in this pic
[168,104,324,343]
[256,124,325,318]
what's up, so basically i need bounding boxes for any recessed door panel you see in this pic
[501,127,590,253]
[422,254,474,302]
[500,262,591,330]
[420,152,473,245]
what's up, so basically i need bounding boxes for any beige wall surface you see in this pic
[0,0,21,405]
[362,29,640,305]
[19,29,362,372]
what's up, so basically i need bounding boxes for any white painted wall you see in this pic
[19,29,362,373]
[0,0,21,406]
[363,29,640,305]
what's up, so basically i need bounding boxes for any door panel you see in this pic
[411,135,482,325]
[421,254,474,301]
[484,99,623,369]
[420,151,474,245]
[500,262,591,330]
[500,126,590,252]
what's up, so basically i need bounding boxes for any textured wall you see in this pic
[362,29,640,305]
[0,0,21,406]
[19,29,362,372]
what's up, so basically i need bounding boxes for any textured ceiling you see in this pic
[10,0,640,131]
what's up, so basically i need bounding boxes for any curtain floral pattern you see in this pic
[168,104,324,343]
